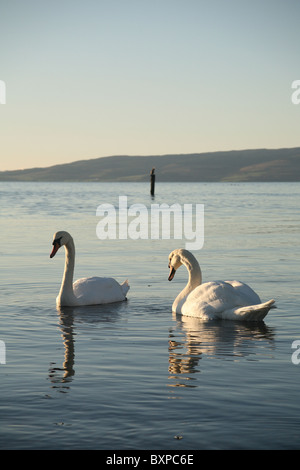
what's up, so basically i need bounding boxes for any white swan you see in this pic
[168,249,275,321]
[50,231,129,307]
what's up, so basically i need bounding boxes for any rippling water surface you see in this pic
[0,181,299,449]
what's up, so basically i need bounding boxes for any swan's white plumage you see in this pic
[73,277,129,305]
[50,231,129,307]
[168,249,275,321]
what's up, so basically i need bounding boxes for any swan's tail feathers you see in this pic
[121,279,130,297]
[232,299,276,321]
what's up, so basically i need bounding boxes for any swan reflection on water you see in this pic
[168,313,275,388]
[47,303,276,394]
[47,303,125,392]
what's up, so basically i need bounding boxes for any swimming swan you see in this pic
[168,249,275,321]
[50,231,129,307]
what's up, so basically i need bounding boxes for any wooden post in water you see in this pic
[150,168,155,196]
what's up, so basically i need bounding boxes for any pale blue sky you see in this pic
[0,0,300,170]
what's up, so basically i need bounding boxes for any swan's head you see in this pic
[168,249,185,281]
[50,231,72,258]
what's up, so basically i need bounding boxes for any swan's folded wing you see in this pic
[220,299,276,321]
[224,280,261,304]
[180,281,269,320]
[73,276,127,305]
[181,281,236,319]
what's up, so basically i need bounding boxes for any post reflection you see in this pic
[168,313,275,389]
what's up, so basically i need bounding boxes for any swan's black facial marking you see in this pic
[168,266,176,281]
[52,236,62,247]
[50,236,63,258]
[168,251,183,281]
[168,256,177,281]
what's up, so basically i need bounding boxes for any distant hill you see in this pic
[1,148,300,182]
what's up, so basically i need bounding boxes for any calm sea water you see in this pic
[0,181,299,450]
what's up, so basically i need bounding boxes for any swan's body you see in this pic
[168,249,275,321]
[50,231,129,307]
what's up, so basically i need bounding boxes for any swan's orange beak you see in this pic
[50,242,60,258]
[168,266,176,281]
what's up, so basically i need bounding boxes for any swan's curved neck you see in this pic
[58,238,76,305]
[173,251,202,313]
[181,251,202,293]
